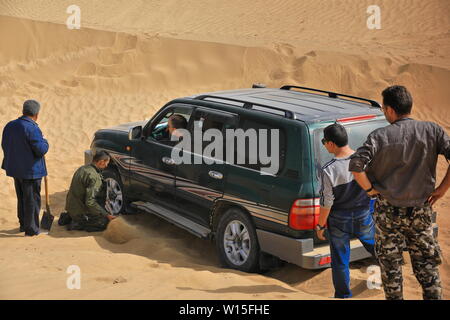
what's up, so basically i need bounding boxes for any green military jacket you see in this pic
[65,164,108,220]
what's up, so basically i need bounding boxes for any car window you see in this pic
[232,118,286,175]
[147,105,193,145]
[314,120,388,167]
[188,108,238,161]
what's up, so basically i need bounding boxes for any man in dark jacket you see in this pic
[65,151,116,232]
[350,85,450,300]
[1,100,49,236]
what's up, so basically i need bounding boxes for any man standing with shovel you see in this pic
[1,100,49,236]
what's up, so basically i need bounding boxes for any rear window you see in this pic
[314,120,388,167]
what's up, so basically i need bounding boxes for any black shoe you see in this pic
[19,227,25,232]
[58,211,72,226]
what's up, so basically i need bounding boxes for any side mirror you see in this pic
[128,126,143,141]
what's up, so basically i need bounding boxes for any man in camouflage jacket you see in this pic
[65,151,116,232]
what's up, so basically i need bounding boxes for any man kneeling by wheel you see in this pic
[63,151,116,232]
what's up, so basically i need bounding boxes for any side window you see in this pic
[189,109,238,161]
[146,105,193,145]
[233,118,286,175]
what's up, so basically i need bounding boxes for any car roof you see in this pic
[184,87,384,123]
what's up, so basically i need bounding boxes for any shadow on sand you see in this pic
[44,190,378,298]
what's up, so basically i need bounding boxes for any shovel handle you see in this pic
[44,175,50,207]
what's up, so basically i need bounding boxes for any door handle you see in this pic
[162,157,176,165]
[208,171,223,180]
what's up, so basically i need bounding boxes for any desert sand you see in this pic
[0,0,449,299]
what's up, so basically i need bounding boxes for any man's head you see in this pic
[23,100,41,121]
[92,150,110,170]
[381,85,413,123]
[167,114,188,136]
[322,123,348,154]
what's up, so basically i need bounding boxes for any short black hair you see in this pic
[382,85,413,115]
[169,114,187,129]
[93,150,110,162]
[323,123,348,147]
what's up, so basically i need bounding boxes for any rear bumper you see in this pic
[256,229,371,269]
[257,223,439,270]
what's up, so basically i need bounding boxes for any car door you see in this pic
[128,104,193,211]
[175,108,239,226]
[224,116,290,226]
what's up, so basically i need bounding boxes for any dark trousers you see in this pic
[69,213,109,232]
[327,208,375,298]
[13,178,42,236]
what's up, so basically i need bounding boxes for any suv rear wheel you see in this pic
[102,167,128,215]
[216,207,260,272]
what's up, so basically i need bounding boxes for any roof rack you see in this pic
[195,94,295,119]
[280,85,381,108]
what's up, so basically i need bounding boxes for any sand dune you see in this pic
[1,0,449,67]
[0,0,449,299]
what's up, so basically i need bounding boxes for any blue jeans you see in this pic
[327,208,375,299]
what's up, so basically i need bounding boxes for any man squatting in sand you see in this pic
[63,150,117,232]
[1,100,49,236]
[350,85,450,300]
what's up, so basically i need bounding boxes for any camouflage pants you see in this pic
[373,197,442,300]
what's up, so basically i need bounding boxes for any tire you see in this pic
[216,207,260,272]
[102,167,129,216]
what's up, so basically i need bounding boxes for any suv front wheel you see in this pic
[216,207,260,272]
[102,167,128,216]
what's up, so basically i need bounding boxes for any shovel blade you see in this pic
[40,210,54,231]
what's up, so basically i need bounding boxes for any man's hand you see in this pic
[367,188,380,197]
[316,229,326,241]
[106,214,117,221]
[428,187,447,206]
[429,166,450,206]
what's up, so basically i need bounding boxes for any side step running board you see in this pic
[131,201,211,239]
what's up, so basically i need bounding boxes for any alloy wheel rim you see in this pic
[223,220,251,266]
[105,178,123,215]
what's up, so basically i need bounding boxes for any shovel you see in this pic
[40,175,54,232]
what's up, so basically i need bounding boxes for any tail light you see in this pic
[319,256,332,265]
[289,198,320,230]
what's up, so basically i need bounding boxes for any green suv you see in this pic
[86,85,390,272]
